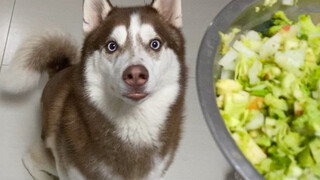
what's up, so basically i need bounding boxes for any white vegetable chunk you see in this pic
[221,70,234,80]
[246,30,262,41]
[219,48,238,70]
[233,41,257,58]
[249,60,263,85]
[246,112,264,130]
[275,49,305,72]
[282,0,295,6]
[259,33,282,59]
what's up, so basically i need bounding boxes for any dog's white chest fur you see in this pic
[111,85,179,146]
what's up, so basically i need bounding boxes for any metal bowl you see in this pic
[196,0,320,179]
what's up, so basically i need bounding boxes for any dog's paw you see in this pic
[22,153,56,180]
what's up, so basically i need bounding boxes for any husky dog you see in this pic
[0,0,187,179]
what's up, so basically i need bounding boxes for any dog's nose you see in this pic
[122,65,149,87]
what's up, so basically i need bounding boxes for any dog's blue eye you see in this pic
[150,40,161,50]
[107,41,118,52]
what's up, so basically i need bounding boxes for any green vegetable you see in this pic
[217,11,320,179]
[219,28,241,55]
[269,11,293,35]
[232,130,267,164]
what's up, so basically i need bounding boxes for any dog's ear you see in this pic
[83,0,113,34]
[151,0,182,28]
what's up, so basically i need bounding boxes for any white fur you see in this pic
[0,66,41,94]
[129,14,139,47]
[84,13,181,147]
[0,35,42,94]
[140,24,158,44]
[0,30,78,94]
[110,25,128,46]
[145,153,172,180]
[22,154,55,180]
[22,140,58,180]
[45,136,69,180]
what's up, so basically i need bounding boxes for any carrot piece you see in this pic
[247,97,264,110]
[282,25,291,32]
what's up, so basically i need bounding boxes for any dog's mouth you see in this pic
[124,92,148,101]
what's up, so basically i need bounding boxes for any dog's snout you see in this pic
[123,65,149,87]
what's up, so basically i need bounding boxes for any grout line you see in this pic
[0,0,17,72]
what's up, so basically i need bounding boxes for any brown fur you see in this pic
[40,5,186,180]
[23,32,79,78]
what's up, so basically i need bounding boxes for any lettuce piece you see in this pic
[232,130,267,164]
[264,94,288,111]
[269,11,294,35]
[276,130,305,155]
[265,170,286,180]
[270,155,292,171]
[273,11,293,25]
[281,72,296,91]
[297,148,315,168]
[310,139,320,163]
[259,33,282,59]
[275,49,305,76]
[292,99,320,136]
[254,133,272,147]
[216,79,242,96]
[287,162,303,178]
[249,60,263,85]
[299,14,320,35]
[220,92,250,128]
[233,40,258,58]
[246,112,264,130]
[219,28,241,55]
[256,158,273,174]
[310,163,320,177]
[235,55,255,82]
[242,31,264,53]
[263,118,287,138]
[250,89,270,97]
[261,64,281,80]
[299,174,320,180]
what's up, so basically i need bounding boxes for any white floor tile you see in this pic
[0,66,45,180]
[0,0,14,65]
[183,0,232,77]
[166,78,231,180]
[2,0,83,65]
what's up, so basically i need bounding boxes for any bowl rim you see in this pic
[196,0,265,179]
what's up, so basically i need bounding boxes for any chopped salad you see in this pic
[216,11,320,180]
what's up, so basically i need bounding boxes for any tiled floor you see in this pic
[0,0,233,180]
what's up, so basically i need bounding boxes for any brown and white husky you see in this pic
[0,0,187,179]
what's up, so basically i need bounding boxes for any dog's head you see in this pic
[81,0,185,107]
